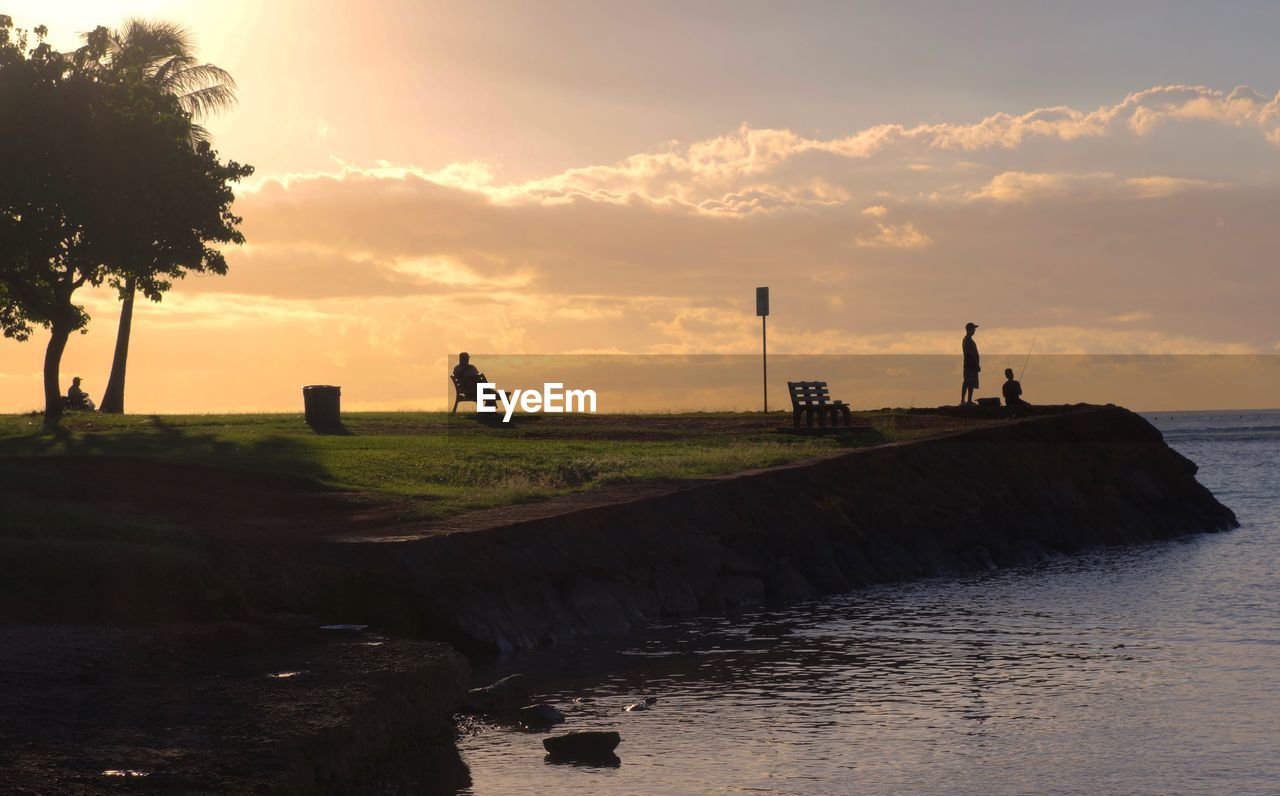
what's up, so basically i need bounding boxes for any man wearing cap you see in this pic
[451,352,491,412]
[452,352,483,386]
[66,376,95,411]
[961,322,980,406]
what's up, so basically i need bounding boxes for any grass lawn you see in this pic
[0,409,974,521]
[0,409,992,622]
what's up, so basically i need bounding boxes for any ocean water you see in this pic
[456,411,1280,795]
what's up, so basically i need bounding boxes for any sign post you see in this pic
[756,287,769,413]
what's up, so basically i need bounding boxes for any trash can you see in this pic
[302,385,341,430]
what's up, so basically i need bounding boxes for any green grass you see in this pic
[0,410,945,520]
[0,409,983,622]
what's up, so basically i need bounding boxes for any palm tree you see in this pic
[95,19,237,413]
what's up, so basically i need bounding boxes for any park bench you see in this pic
[451,372,512,414]
[787,380,852,428]
[450,373,481,414]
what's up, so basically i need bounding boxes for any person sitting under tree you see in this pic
[66,377,95,411]
[1002,368,1030,408]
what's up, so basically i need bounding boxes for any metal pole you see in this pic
[762,315,768,413]
[755,286,770,414]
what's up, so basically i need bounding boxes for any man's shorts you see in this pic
[963,369,980,390]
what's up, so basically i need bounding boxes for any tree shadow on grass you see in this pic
[0,415,332,484]
[0,417,346,623]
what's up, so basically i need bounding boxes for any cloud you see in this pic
[1121,85,1280,135]
[1110,311,1153,323]
[212,84,1280,361]
[967,171,1218,202]
[240,85,1280,218]
[1123,176,1219,198]
[7,83,1277,413]
[856,222,932,248]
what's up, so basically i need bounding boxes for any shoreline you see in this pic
[303,404,1237,651]
[0,404,1239,790]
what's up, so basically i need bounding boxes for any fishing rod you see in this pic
[1019,329,1039,380]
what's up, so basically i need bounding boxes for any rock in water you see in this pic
[464,674,529,716]
[518,703,566,728]
[543,731,622,761]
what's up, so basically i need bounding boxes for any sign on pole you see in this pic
[757,287,769,413]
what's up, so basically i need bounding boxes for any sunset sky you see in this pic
[3,1,1279,411]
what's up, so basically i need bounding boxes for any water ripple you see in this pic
[459,411,1280,795]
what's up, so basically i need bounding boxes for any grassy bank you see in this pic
[0,409,992,622]
[0,410,971,521]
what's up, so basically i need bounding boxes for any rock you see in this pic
[764,563,817,603]
[543,731,621,761]
[714,575,766,609]
[623,702,647,712]
[518,703,565,728]
[463,674,529,716]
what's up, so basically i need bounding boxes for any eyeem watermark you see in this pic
[476,382,597,422]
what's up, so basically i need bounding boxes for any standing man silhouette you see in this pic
[961,322,980,406]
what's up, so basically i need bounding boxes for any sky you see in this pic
[2,1,1279,411]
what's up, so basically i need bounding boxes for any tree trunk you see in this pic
[43,321,71,427]
[98,277,136,414]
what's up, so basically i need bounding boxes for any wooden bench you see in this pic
[451,373,513,414]
[787,381,852,428]
[450,373,484,414]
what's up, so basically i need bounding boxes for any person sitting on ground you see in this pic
[961,322,980,406]
[1002,368,1029,408]
[452,352,487,399]
[67,377,95,411]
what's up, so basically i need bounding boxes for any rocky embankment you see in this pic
[329,405,1237,650]
[0,621,470,792]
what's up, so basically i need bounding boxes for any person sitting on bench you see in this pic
[451,353,514,414]
[1002,368,1029,408]
[67,376,96,411]
[452,352,487,399]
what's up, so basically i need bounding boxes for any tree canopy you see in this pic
[0,17,252,421]
[93,18,242,414]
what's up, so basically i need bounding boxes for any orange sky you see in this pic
[2,2,1279,412]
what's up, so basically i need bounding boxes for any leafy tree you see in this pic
[94,20,239,413]
[0,18,252,424]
